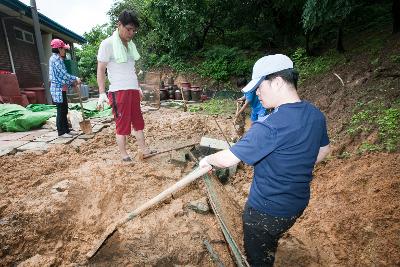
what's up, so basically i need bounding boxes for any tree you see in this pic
[75,25,110,86]
[302,0,353,53]
[394,0,400,33]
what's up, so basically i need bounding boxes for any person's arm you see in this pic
[199,149,241,169]
[55,59,79,85]
[96,61,109,109]
[97,61,107,94]
[316,145,330,163]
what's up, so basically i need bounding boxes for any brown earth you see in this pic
[1,32,399,266]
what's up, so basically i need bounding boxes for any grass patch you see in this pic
[357,142,381,154]
[291,48,346,82]
[391,54,400,64]
[354,34,386,57]
[347,100,400,152]
[188,98,236,115]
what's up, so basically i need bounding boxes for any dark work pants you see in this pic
[55,91,70,136]
[242,203,301,266]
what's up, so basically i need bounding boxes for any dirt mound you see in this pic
[0,110,239,266]
[1,33,399,266]
[299,31,400,155]
[276,152,400,266]
[1,105,399,266]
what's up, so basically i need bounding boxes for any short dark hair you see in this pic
[236,77,248,87]
[52,48,59,54]
[266,68,299,89]
[118,10,140,28]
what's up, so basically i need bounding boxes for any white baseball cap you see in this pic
[242,54,294,93]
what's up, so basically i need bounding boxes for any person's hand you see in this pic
[97,93,108,111]
[199,156,212,170]
[76,77,82,85]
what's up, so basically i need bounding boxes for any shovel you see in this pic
[86,165,212,260]
[76,84,93,134]
[180,87,188,112]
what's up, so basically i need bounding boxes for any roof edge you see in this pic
[1,0,86,43]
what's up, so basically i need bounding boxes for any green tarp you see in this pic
[0,101,112,132]
[68,100,112,118]
[0,104,54,132]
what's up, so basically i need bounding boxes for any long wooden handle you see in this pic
[152,142,198,156]
[122,166,211,224]
[76,84,86,120]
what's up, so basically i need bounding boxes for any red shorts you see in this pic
[108,89,144,135]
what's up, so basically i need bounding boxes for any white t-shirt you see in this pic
[97,36,140,92]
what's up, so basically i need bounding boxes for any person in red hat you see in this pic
[49,38,81,137]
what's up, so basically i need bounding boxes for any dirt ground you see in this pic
[1,106,399,266]
[1,32,399,266]
[0,109,244,266]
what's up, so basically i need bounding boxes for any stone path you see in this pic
[0,117,112,157]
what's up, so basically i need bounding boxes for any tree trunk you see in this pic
[393,0,400,33]
[336,25,345,53]
[195,20,213,50]
[305,32,312,55]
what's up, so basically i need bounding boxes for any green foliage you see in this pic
[75,25,110,85]
[347,1,392,31]
[371,57,380,66]
[357,142,381,153]
[376,107,400,151]
[142,46,256,84]
[347,100,400,152]
[337,151,351,159]
[291,47,344,81]
[391,54,400,64]
[355,35,386,57]
[189,98,236,115]
[302,0,353,33]
[197,46,253,82]
[75,0,393,88]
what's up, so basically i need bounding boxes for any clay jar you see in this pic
[174,85,182,100]
[167,86,175,100]
[181,82,191,101]
[159,89,168,100]
[181,82,191,89]
[190,86,202,102]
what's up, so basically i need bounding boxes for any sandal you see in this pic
[122,156,132,162]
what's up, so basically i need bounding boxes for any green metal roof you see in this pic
[0,0,86,43]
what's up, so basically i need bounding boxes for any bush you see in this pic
[197,45,254,82]
[347,100,400,152]
[291,47,345,82]
[142,45,257,86]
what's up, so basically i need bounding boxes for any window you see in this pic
[14,27,35,44]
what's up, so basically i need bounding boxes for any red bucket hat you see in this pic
[50,39,70,50]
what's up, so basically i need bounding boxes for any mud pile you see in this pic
[0,109,240,266]
[1,107,399,266]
